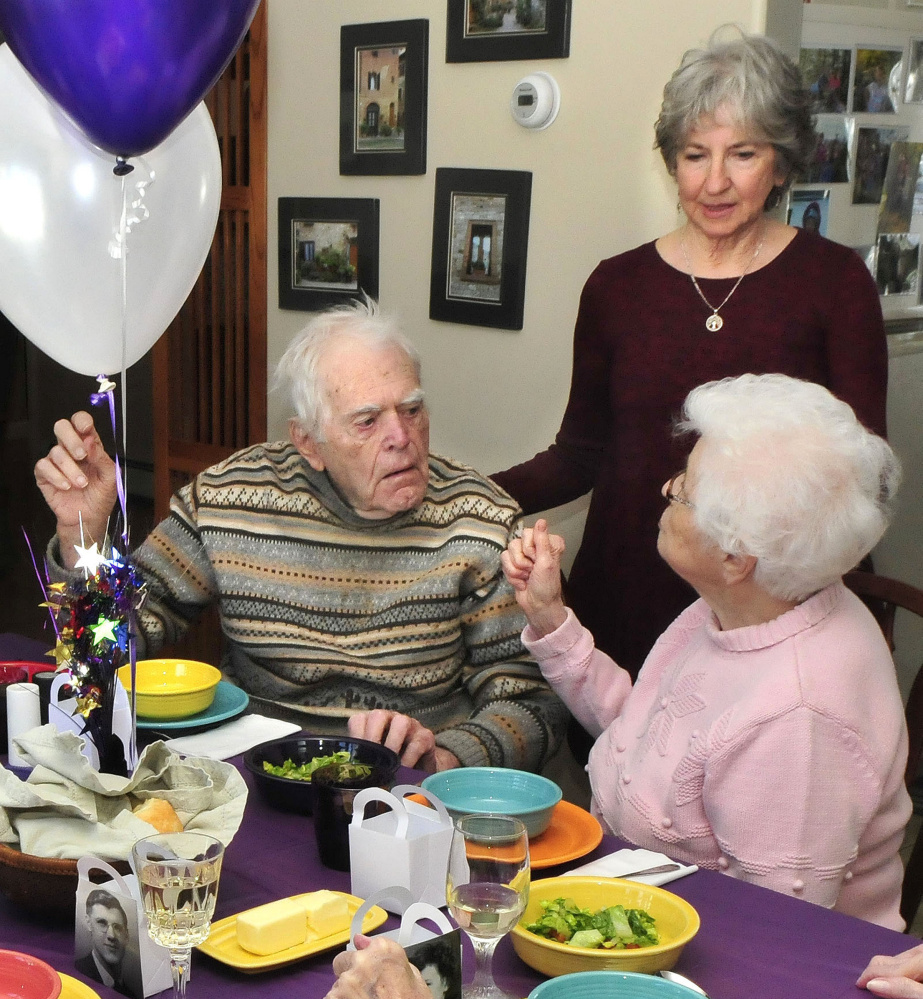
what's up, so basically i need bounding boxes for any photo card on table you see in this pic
[429,167,532,330]
[446,0,571,62]
[799,46,851,113]
[852,47,903,113]
[277,197,380,310]
[340,19,428,175]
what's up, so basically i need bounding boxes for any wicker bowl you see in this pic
[0,842,130,921]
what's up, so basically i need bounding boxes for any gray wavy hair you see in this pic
[677,374,900,603]
[273,296,422,442]
[654,27,816,210]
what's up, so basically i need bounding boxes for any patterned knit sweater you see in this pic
[54,443,567,771]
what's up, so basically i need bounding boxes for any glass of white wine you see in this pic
[131,832,225,999]
[446,814,530,999]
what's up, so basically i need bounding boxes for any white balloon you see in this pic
[0,46,221,376]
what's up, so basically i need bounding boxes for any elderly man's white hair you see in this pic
[677,373,900,603]
[273,296,422,442]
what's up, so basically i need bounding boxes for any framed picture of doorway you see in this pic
[429,168,532,330]
[340,19,428,175]
[277,197,380,310]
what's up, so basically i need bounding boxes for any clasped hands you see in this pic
[500,518,569,639]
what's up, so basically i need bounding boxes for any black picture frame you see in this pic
[446,0,570,63]
[340,19,428,176]
[277,197,380,311]
[429,168,532,330]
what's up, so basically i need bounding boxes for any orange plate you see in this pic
[528,801,602,869]
[410,796,602,870]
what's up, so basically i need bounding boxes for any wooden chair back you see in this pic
[843,570,923,929]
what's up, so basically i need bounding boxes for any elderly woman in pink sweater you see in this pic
[503,373,910,929]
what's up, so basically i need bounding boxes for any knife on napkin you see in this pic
[566,847,697,886]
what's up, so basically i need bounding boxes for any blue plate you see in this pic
[135,680,249,730]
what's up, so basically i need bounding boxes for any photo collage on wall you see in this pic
[797,42,923,302]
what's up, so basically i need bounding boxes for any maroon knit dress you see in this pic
[493,230,888,678]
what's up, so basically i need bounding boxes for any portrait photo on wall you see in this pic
[851,125,910,204]
[875,233,920,296]
[805,115,849,183]
[340,19,428,175]
[405,929,463,999]
[277,197,380,310]
[429,167,532,330]
[788,189,831,236]
[907,39,923,102]
[75,884,144,999]
[446,0,571,62]
[799,46,851,113]
[878,141,923,233]
[852,47,903,113]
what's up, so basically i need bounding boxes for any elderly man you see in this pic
[76,889,132,994]
[35,299,566,772]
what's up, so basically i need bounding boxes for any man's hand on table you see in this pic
[328,934,431,999]
[348,710,460,771]
[858,943,923,997]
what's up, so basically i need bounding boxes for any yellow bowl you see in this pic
[118,659,221,720]
[511,876,700,977]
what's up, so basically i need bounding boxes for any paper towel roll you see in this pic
[7,682,41,767]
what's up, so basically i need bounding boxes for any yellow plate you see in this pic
[58,974,102,999]
[511,876,700,977]
[197,891,388,973]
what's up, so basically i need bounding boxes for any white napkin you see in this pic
[163,715,301,760]
[566,847,697,886]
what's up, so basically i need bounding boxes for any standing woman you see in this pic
[493,30,887,679]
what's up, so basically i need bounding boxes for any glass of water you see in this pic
[131,832,224,999]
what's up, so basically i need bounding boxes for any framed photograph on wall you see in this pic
[446,0,571,63]
[278,197,380,311]
[788,189,831,237]
[429,168,532,330]
[798,46,851,113]
[340,19,428,175]
[852,47,903,113]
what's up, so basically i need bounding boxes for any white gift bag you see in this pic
[347,890,463,999]
[349,784,454,913]
[75,856,172,998]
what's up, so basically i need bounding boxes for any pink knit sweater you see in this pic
[523,583,911,929]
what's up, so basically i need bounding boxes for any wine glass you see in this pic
[131,832,224,999]
[446,814,530,999]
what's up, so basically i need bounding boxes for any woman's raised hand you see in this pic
[501,519,568,638]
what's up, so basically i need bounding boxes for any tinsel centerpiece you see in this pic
[41,543,146,776]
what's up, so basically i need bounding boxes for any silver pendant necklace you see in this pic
[680,235,765,332]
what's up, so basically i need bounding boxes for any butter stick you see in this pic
[236,897,309,955]
[304,890,350,940]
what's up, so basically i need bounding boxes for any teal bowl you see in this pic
[529,971,703,999]
[421,767,562,837]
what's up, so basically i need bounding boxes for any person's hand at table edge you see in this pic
[858,942,923,996]
[348,709,459,771]
[328,934,431,999]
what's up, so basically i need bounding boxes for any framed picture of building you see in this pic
[446,0,571,62]
[278,198,380,310]
[340,19,428,175]
[429,168,532,329]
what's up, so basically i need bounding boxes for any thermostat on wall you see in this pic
[510,72,560,130]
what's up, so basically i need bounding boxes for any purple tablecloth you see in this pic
[0,750,916,999]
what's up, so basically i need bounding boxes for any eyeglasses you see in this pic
[665,472,694,509]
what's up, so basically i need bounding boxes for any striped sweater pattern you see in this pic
[123,442,566,770]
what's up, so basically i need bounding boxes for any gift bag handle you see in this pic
[389,784,453,824]
[347,886,415,948]
[396,902,453,945]
[76,855,135,898]
[351,787,410,837]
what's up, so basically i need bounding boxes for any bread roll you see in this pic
[133,797,184,833]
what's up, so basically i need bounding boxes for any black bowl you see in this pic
[243,735,401,814]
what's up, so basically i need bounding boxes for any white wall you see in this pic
[266,0,799,563]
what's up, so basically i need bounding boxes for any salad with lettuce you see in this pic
[525,897,659,950]
[262,751,371,782]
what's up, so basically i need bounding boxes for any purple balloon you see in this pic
[0,0,259,158]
